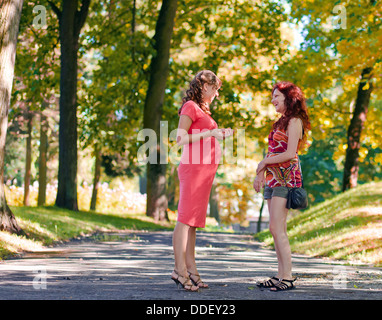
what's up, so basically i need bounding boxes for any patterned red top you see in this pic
[265,128,302,188]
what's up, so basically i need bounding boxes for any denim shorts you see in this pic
[264,185,289,200]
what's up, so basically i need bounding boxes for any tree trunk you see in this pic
[257,197,265,233]
[38,110,48,206]
[90,145,101,211]
[209,179,220,223]
[342,67,373,192]
[143,0,177,221]
[0,0,24,234]
[50,0,90,211]
[23,110,33,206]
[257,150,266,233]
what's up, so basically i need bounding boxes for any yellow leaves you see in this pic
[362,82,370,91]
[317,116,333,128]
[339,144,347,152]
[375,153,382,165]
[322,97,329,104]
[359,147,369,161]
[217,179,255,225]
[332,144,347,162]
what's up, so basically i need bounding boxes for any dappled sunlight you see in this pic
[352,206,382,216]
[5,183,147,215]
[0,231,44,256]
[17,218,58,243]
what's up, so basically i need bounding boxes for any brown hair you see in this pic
[179,70,222,116]
[272,81,311,149]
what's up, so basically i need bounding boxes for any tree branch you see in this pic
[75,0,91,35]
[47,1,62,21]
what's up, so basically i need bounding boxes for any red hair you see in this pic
[272,81,311,149]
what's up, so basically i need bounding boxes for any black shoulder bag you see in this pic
[281,158,308,210]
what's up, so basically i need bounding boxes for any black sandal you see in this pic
[188,272,209,289]
[270,278,297,291]
[256,276,279,289]
[171,270,199,292]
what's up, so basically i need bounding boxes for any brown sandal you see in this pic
[188,272,209,289]
[171,270,199,292]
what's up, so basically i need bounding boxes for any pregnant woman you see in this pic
[171,70,233,292]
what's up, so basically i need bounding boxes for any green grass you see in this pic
[255,181,382,267]
[0,206,171,260]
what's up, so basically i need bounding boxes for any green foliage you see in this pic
[13,0,60,107]
[78,0,159,175]
[301,138,343,203]
[272,0,382,198]
[8,0,382,226]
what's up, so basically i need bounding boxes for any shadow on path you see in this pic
[0,231,381,300]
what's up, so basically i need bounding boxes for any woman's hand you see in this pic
[256,159,268,174]
[253,174,265,193]
[211,128,234,140]
[210,129,224,140]
[221,128,234,138]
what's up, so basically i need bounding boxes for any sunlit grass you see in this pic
[5,182,147,214]
[255,181,382,267]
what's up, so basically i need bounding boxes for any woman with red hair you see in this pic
[254,81,310,291]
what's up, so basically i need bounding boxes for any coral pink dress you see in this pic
[177,101,221,228]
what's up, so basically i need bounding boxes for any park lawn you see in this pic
[255,181,382,267]
[0,206,172,260]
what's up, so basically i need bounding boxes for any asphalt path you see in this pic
[0,231,381,302]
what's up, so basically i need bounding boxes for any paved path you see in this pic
[0,231,381,300]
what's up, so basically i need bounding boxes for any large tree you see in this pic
[283,0,382,192]
[0,0,24,233]
[143,0,178,221]
[343,67,374,191]
[49,0,90,210]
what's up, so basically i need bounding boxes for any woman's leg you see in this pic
[268,199,281,278]
[172,221,190,276]
[172,222,198,291]
[185,226,197,274]
[185,227,209,288]
[268,196,292,280]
